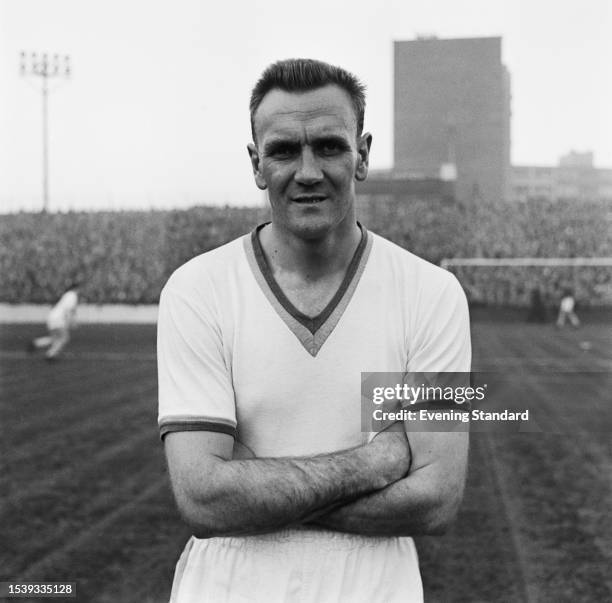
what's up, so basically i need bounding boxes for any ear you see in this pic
[247,143,267,190]
[355,132,372,182]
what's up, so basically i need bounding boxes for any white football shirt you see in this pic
[157,223,471,602]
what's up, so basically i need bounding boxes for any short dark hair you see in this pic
[249,58,366,142]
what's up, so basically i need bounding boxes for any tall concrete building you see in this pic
[393,37,511,203]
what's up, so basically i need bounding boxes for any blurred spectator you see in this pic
[1,199,610,307]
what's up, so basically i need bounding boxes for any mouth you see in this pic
[292,195,327,204]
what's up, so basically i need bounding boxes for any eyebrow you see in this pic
[262,138,300,155]
[313,135,352,149]
[262,134,351,155]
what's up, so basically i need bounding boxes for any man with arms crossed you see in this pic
[158,58,471,602]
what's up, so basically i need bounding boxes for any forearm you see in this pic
[307,469,463,536]
[176,440,407,538]
[309,426,470,536]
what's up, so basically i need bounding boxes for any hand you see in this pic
[367,423,411,487]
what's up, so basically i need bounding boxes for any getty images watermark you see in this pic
[361,373,531,433]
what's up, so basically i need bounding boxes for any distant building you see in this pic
[511,152,612,202]
[355,169,454,208]
[392,36,511,203]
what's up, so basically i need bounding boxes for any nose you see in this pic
[294,147,323,185]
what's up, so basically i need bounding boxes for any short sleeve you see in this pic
[157,280,236,440]
[406,273,472,373]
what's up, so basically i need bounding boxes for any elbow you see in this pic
[173,475,232,539]
[190,523,218,540]
[421,487,464,536]
[165,436,237,538]
[177,497,226,539]
[423,507,457,536]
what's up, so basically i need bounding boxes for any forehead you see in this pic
[253,85,357,142]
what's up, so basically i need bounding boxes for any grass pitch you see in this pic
[1,318,611,602]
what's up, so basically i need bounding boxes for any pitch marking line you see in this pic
[483,434,538,603]
[0,350,157,361]
[16,479,167,581]
[0,429,155,515]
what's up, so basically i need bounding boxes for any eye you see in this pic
[268,144,297,159]
[318,139,347,156]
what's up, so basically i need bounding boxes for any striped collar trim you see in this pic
[244,223,373,357]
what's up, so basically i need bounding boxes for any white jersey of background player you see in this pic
[557,289,580,328]
[158,59,471,603]
[30,283,79,360]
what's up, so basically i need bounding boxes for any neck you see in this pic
[260,217,362,280]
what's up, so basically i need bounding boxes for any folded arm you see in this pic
[164,428,411,539]
[307,427,468,536]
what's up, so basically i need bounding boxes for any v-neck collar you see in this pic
[244,222,373,357]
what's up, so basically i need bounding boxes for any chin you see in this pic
[288,218,334,241]
[272,201,354,241]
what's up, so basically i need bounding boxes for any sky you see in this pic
[1,0,611,212]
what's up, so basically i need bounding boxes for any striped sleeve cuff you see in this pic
[159,416,237,440]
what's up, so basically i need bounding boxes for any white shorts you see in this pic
[47,317,68,331]
[169,528,423,603]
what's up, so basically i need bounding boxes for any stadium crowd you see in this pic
[1,198,610,307]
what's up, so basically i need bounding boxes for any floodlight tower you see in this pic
[20,52,71,212]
